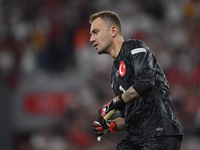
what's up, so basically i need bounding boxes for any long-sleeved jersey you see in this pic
[110,39,183,141]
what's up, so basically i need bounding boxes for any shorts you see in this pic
[116,135,182,150]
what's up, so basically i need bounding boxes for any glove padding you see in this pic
[92,120,117,136]
[97,95,126,129]
[108,120,117,134]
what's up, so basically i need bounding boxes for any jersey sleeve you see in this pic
[130,44,156,96]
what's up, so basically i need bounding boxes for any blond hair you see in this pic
[89,11,123,35]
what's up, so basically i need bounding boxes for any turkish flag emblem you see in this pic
[119,61,126,77]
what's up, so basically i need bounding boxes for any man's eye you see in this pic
[94,30,98,34]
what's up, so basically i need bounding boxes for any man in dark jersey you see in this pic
[89,11,183,150]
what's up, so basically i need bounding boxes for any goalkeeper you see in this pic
[89,11,183,150]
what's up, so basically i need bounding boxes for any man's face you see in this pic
[90,18,112,54]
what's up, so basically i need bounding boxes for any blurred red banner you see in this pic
[24,91,75,116]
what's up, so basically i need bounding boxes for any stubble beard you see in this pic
[97,37,112,55]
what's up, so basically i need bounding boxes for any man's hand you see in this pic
[97,95,126,129]
[92,120,117,137]
[97,103,114,129]
[92,120,106,137]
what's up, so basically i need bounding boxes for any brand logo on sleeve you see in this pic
[131,48,146,55]
[119,61,126,77]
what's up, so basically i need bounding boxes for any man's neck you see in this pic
[109,36,124,60]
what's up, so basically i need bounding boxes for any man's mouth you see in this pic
[94,43,99,48]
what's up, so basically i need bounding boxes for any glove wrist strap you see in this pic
[113,95,126,110]
[109,121,117,134]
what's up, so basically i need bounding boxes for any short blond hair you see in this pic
[89,11,123,35]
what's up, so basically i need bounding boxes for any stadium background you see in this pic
[0,0,199,149]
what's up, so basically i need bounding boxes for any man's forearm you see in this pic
[111,87,140,133]
[122,86,140,104]
[113,117,127,132]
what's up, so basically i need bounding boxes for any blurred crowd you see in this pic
[0,0,200,149]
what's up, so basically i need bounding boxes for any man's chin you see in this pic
[96,49,103,54]
[96,47,108,55]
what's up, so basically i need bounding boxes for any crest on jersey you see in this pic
[131,48,146,55]
[119,61,126,77]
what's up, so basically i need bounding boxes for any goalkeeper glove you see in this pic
[97,95,126,129]
[92,120,117,136]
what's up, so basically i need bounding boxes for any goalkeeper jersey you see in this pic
[110,39,183,141]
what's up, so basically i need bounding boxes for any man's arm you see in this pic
[111,87,140,133]
[94,86,140,141]
[95,86,140,136]
[97,86,141,127]
[122,86,140,104]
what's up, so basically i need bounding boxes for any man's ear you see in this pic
[111,26,118,38]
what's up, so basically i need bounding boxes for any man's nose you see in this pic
[90,35,95,42]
